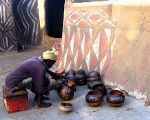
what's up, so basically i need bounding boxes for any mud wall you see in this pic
[57,1,150,100]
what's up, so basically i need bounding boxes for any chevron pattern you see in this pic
[0,0,39,51]
[0,0,16,51]
[12,0,39,45]
[57,10,116,73]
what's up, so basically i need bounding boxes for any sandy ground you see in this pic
[0,46,150,120]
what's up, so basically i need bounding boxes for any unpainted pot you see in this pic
[85,90,103,107]
[57,85,74,101]
[106,90,125,107]
[59,102,73,112]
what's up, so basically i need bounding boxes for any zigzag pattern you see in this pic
[0,0,16,51]
[57,10,116,73]
[0,0,39,51]
[12,0,39,45]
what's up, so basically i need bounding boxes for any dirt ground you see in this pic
[0,46,150,120]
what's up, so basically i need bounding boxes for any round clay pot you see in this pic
[106,90,125,107]
[85,90,103,107]
[66,75,76,81]
[57,85,74,101]
[59,102,73,112]
[87,71,100,78]
[75,74,87,86]
[76,69,86,75]
[66,69,76,76]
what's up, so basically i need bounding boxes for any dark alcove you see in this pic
[45,0,65,38]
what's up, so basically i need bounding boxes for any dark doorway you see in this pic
[45,0,65,38]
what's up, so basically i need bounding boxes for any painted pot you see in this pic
[85,90,103,107]
[106,90,125,107]
[57,85,74,101]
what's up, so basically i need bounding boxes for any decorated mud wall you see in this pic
[0,0,39,51]
[57,1,150,100]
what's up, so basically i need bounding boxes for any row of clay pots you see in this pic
[85,90,125,107]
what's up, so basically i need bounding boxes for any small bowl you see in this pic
[106,90,125,107]
[59,102,73,112]
[85,90,103,107]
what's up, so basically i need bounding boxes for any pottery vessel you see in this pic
[66,69,76,76]
[76,69,86,75]
[106,90,125,107]
[57,85,74,101]
[87,82,107,95]
[87,71,100,78]
[59,102,73,112]
[85,90,103,107]
[75,74,87,86]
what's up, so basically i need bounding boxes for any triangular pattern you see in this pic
[59,10,116,73]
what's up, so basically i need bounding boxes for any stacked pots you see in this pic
[87,71,107,95]
[75,69,87,86]
[57,69,76,101]
[65,69,77,91]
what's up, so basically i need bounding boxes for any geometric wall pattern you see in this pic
[12,0,39,45]
[0,0,39,51]
[0,0,16,51]
[57,8,116,73]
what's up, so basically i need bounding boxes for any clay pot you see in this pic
[57,85,74,101]
[106,90,125,107]
[66,75,76,81]
[59,102,73,112]
[75,74,87,86]
[87,82,107,95]
[87,71,100,78]
[66,69,76,76]
[85,90,103,107]
[76,69,86,75]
